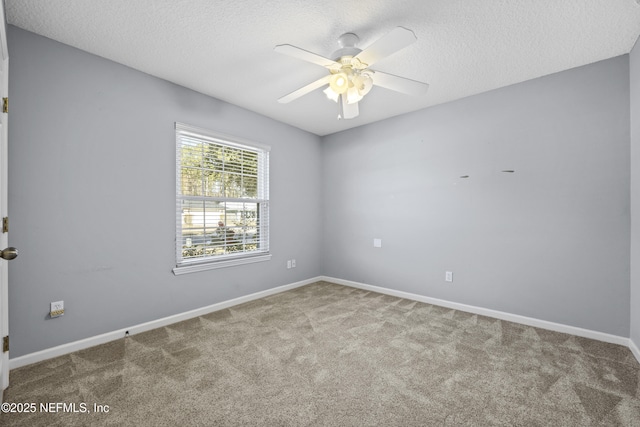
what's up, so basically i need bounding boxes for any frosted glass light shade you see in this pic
[346,86,363,104]
[323,87,339,102]
[329,73,349,94]
[353,73,373,96]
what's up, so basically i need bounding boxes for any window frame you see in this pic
[173,122,271,275]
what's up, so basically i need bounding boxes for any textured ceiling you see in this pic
[5,0,640,136]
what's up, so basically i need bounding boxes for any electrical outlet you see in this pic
[287,260,292,269]
[373,238,382,248]
[445,271,453,282]
[50,301,64,318]
[291,259,296,268]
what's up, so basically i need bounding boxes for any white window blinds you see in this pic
[175,123,270,272]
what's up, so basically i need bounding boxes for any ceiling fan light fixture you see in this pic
[323,86,339,102]
[329,72,349,94]
[346,86,363,104]
[275,26,428,122]
[353,73,373,96]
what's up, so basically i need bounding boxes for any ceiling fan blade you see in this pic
[372,71,429,96]
[354,27,417,67]
[278,75,331,104]
[274,44,340,69]
[339,95,359,119]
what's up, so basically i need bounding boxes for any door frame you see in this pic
[0,0,10,396]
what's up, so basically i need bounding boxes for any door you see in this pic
[0,1,10,396]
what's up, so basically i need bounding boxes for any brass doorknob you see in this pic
[0,247,18,260]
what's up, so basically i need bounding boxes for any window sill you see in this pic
[173,253,271,275]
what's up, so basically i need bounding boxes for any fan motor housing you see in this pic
[331,32,362,61]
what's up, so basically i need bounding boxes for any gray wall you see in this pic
[322,56,631,336]
[631,37,640,348]
[6,23,636,359]
[7,26,323,358]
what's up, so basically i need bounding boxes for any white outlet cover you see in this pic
[373,239,382,248]
[50,300,64,318]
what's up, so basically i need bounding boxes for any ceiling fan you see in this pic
[275,27,429,119]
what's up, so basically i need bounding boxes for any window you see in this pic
[173,123,270,274]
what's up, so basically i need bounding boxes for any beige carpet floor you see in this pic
[1,281,639,426]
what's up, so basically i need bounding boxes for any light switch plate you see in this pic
[373,238,382,248]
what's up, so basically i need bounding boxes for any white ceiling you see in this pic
[5,0,640,136]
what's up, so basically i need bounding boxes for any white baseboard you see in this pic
[11,275,640,370]
[630,339,640,364]
[320,276,633,350]
[9,276,321,370]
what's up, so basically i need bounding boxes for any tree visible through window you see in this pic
[175,123,269,270]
